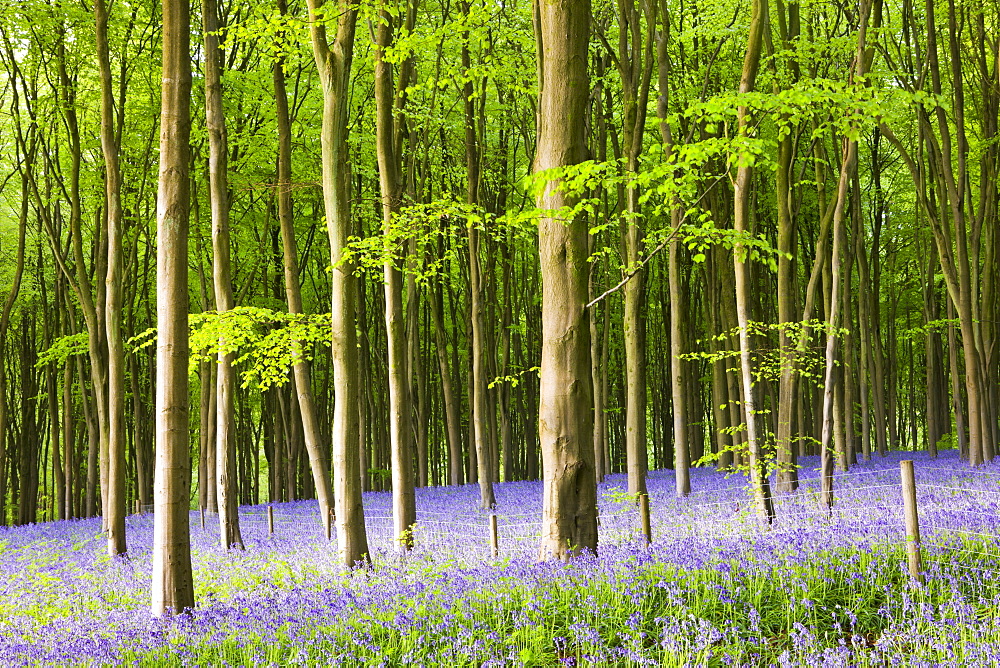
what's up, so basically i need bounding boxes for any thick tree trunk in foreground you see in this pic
[535,0,598,561]
[151,0,195,616]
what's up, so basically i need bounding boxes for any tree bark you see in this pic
[459,0,497,508]
[202,0,244,551]
[535,0,598,560]
[151,0,195,616]
[274,0,335,528]
[617,0,655,498]
[304,0,369,568]
[95,0,128,556]
[819,0,871,506]
[732,0,775,522]
[373,3,417,548]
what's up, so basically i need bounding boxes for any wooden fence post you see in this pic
[268,506,274,535]
[489,514,499,557]
[900,460,924,583]
[639,493,652,545]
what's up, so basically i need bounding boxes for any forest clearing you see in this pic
[1,451,999,665]
[1,0,999,663]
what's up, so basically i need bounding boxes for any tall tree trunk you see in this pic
[430,277,463,486]
[0,120,29,527]
[819,0,871,505]
[853,175,873,462]
[373,2,417,548]
[947,298,969,459]
[589,293,607,484]
[616,0,655,498]
[203,0,244,551]
[653,0,693,495]
[47,365,64,521]
[461,2,496,507]
[62,360,75,518]
[732,0,775,522]
[535,0,598,560]
[274,0,335,527]
[498,239,514,482]
[305,0,369,568]
[95,0,128,556]
[152,0,195,616]
[923,247,945,457]
[774,128,799,492]
[51,34,111,530]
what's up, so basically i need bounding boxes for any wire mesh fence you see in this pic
[910,469,1000,586]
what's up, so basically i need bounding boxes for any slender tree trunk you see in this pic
[305,0,369,568]
[589,294,606,484]
[430,278,463,486]
[95,0,128,556]
[853,177,873,462]
[47,365,64,521]
[0,133,29,527]
[52,35,111,530]
[668,211,689,495]
[130,354,150,509]
[652,4,693,494]
[704,251,730,468]
[924,248,945,457]
[373,3,417,547]
[203,0,244,551]
[820,0,871,505]
[614,0,655,498]
[274,0,335,526]
[152,0,195,615]
[947,298,969,459]
[460,1,497,508]
[499,240,514,482]
[732,0,774,522]
[774,130,799,491]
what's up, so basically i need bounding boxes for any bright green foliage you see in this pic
[188,307,333,390]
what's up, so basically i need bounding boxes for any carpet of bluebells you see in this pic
[2,449,1000,666]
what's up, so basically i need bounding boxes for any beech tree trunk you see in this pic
[305,0,369,567]
[617,0,654,498]
[535,0,598,560]
[0,129,29,527]
[373,3,417,547]
[151,0,195,616]
[95,0,127,557]
[274,0,335,530]
[819,0,871,505]
[732,0,775,523]
[203,0,244,552]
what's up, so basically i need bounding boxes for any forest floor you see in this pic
[2,449,999,666]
